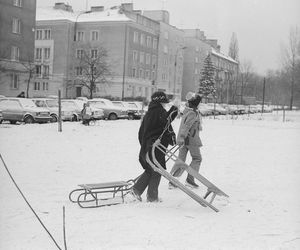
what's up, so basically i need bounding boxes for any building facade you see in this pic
[0,0,36,97]
[181,29,239,102]
[34,3,159,101]
[143,10,185,99]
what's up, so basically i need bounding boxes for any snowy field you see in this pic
[0,111,300,250]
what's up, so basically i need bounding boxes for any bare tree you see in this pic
[239,59,253,104]
[228,32,239,61]
[75,44,111,99]
[281,25,300,109]
[20,59,35,98]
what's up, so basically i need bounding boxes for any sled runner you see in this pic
[69,178,137,208]
[146,139,229,212]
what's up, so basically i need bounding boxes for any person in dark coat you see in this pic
[131,91,178,202]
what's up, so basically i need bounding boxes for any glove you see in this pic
[177,137,184,146]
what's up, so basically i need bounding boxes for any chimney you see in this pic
[91,6,104,12]
[121,3,133,12]
[54,2,73,12]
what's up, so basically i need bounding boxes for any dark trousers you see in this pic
[133,146,166,201]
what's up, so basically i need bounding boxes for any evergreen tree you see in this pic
[198,54,216,98]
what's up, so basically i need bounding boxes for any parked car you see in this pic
[88,98,128,120]
[221,104,238,115]
[206,103,228,115]
[113,101,142,120]
[198,103,213,116]
[32,98,73,122]
[0,109,3,124]
[127,101,146,118]
[61,99,85,121]
[0,98,51,124]
[73,99,105,120]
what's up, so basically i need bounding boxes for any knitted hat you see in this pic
[186,92,202,107]
[151,91,169,103]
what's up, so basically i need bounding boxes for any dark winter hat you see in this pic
[186,92,202,107]
[151,91,169,103]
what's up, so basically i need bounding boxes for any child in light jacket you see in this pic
[169,92,203,188]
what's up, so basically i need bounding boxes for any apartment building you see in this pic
[182,29,238,102]
[0,0,36,97]
[34,3,159,100]
[143,10,185,99]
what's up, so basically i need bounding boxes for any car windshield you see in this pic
[89,101,106,108]
[46,99,58,107]
[62,101,77,109]
[20,99,37,108]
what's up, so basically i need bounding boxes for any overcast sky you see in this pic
[37,0,300,75]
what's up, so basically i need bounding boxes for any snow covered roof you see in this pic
[36,6,131,23]
[211,48,238,64]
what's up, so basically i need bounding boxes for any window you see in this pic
[35,29,43,40]
[164,31,169,39]
[44,29,51,40]
[13,0,22,7]
[91,49,98,58]
[76,49,83,59]
[44,48,50,59]
[76,31,84,41]
[12,18,21,33]
[140,33,145,45]
[163,56,168,66]
[133,50,138,62]
[152,71,156,80]
[35,48,42,60]
[132,68,137,78]
[35,100,46,107]
[146,54,150,65]
[11,46,19,60]
[34,82,40,91]
[145,70,150,80]
[10,73,19,89]
[133,31,139,43]
[139,68,144,79]
[43,82,48,91]
[152,55,157,69]
[91,31,99,41]
[162,73,168,81]
[146,36,151,48]
[153,38,157,49]
[43,65,49,77]
[163,45,168,54]
[35,65,42,76]
[76,67,83,76]
[139,52,144,64]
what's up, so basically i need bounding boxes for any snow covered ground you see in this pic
[0,111,300,250]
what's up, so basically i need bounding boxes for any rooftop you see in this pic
[36,6,131,23]
[211,48,238,64]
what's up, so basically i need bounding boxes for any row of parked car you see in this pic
[0,94,276,125]
[0,96,145,124]
[196,103,274,116]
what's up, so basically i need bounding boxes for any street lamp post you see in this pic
[73,11,91,41]
[173,46,187,98]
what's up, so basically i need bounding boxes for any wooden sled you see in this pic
[146,139,229,212]
[69,178,137,208]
